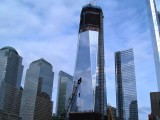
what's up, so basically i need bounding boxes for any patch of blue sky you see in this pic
[0,0,157,119]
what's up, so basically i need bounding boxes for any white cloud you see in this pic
[0,0,157,118]
[139,106,151,115]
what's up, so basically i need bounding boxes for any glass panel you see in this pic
[147,0,160,91]
[74,30,98,112]
[89,31,98,92]
[115,49,138,120]
[20,60,53,120]
[155,0,160,11]
[56,71,73,116]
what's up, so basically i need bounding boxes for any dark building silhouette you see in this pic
[150,92,160,116]
[34,92,53,120]
[158,12,160,23]
[148,114,160,120]
[129,100,138,120]
[69,112,102,120]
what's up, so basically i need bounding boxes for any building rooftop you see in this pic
[32,58,52,66]
[1,46,18,55]
[115,48,133,54]
[59,70,73,79]
[82,4,102,11]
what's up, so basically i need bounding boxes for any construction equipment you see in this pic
[60,78,82,120]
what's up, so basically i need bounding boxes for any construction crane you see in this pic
[60,78,82,120]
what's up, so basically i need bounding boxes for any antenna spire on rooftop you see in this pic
[89,0,96,6]
[94,0,96,5]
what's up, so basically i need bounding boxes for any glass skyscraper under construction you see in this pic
[115,49,138,120]
[146,0,160,91]
[73,4,107,115]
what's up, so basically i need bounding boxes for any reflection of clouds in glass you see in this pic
[86,67,91,71]
[77,94,94,112]
[115,49,138,119]
[89,31,99,53]
[92,74,96,79]
[74,30,99,112]
[155,0,160,11]
[89,31,98,46]
[89,30,99,97]
[75,67,91,75]
[75,70,92,94]
[92,73,96,91]
[78,32,89,47]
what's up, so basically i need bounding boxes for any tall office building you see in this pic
[20,58,54,120]
[115,49,138,120]
[0,46,24,119]
[146,0,160,91]
[150,92,160,117]
[73,4,107,115]
[56,71,73,117]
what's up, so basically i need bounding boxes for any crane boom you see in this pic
[61,78,82,119]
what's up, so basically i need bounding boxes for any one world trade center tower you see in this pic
[146,0,160,91]
[73,4,107,116]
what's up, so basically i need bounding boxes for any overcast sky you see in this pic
[0,0,157,119]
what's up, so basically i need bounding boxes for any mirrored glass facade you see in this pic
[20,59,54,120]
[146,0,160,91]
[115,49,138,120]
[0,46,24,119]
[56,71,73,117]
[74,30,98,112]
[73,4,107,115]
